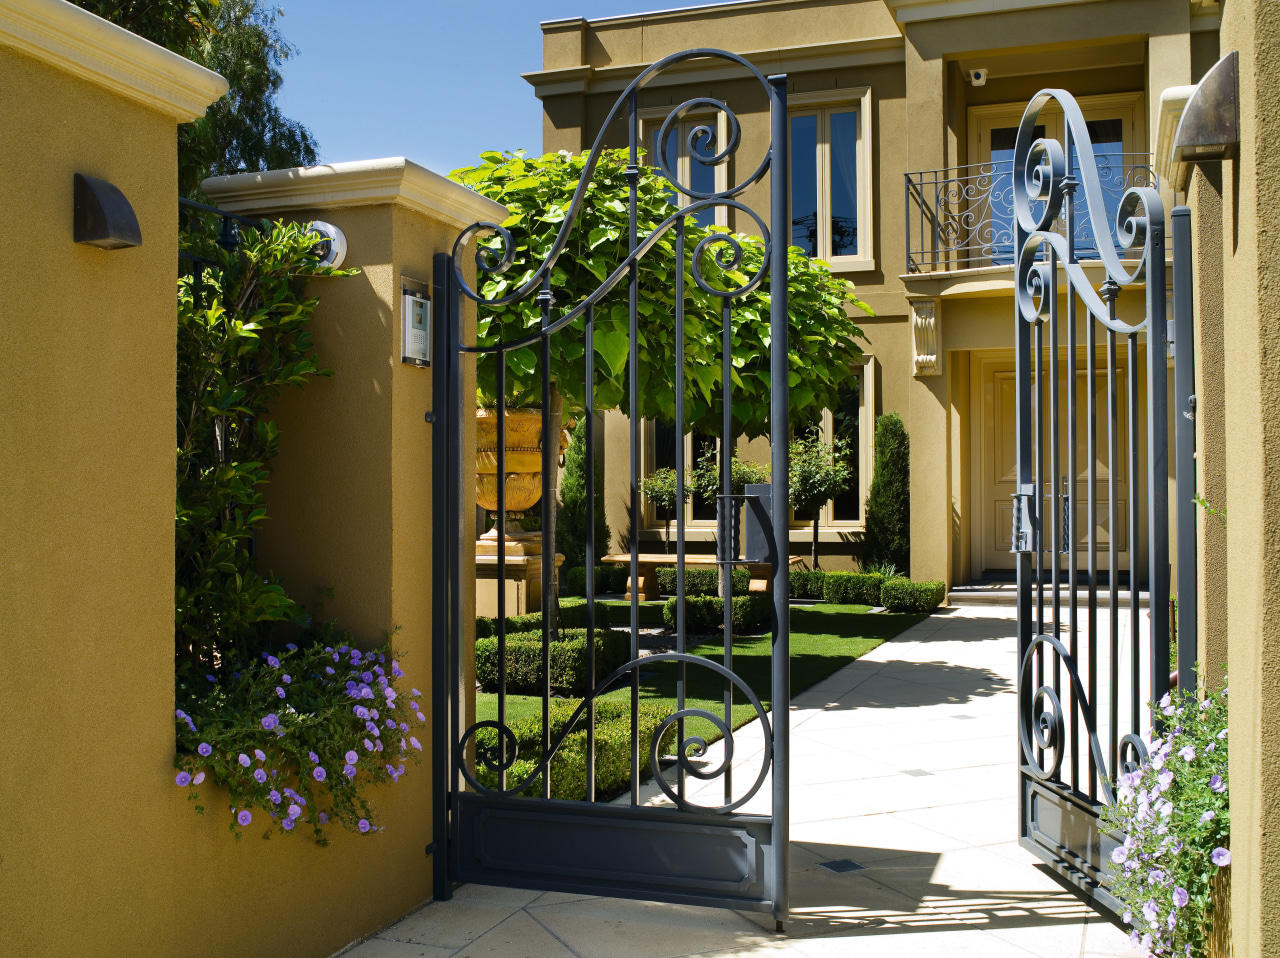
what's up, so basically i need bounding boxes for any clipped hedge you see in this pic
[560,564,630,597]
[475,628,631,694]
[789,568,828,599]
[662,593,773,634]
[475,597,607,638]
[880,577,946,613]
[474,698,675,800]
[653,565,749,596]
[822,571,885,606]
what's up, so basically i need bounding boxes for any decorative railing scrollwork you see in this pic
[458,653,773,814]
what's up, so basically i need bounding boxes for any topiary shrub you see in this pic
[863,412,910,575]
[560,565,630,597]
[662,594,772,634]
[654,566,749,596]
[474,628,631,693]
[475,597,606,638]
[557,419,611,569]
[822,571,885,606]
[880,577,946,613]
[474,698,675,801]
[789,568,828,599]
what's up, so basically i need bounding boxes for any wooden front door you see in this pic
[974,351,1132,576]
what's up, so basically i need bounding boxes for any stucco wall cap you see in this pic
[201,157,510,229]
[0,0,227,120]
[882,0,1094,23]
[1156,85,1197,188]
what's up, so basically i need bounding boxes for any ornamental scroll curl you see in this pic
[450,48,777,355]
[457,653,774,814]
[1013,89,1164,335]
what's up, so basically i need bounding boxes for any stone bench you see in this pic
[600,553,805,600]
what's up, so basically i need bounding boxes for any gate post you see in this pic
[1171,206,1198,695]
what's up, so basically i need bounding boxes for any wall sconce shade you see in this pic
[1172,51,1239,166]
[74,173,142,249]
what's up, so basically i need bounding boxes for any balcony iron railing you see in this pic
[903,154,1158,273]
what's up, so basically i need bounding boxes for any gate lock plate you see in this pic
[1011,490,1036,554]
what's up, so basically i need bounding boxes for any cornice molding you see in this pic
[0,0,227,121]
[201,157,510,230]
[882,0,1096,24]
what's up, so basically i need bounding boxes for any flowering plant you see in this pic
[174,627,426,844]
[1102,682,1230,957]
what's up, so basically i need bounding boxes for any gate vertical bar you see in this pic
[722,299,734,806]
[1146,215,1171,710]
[627,88,641,806]
[431,252,454,902]
[674,223,687,804]
[1172,206,1197,695]
[768,72,790,927]
[540,274,553,800]
[446,247,467,888]
[585,302,597,801]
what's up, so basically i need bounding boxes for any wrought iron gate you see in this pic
[1012,89,1194,913]
[430,50,791,920]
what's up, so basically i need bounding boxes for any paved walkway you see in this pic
[343,607,1141,958]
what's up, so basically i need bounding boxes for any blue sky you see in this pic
[275,1,719,175]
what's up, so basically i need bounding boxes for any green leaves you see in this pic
[450,149,871,437]
[176,218,356,673]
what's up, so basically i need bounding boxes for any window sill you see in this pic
[830,258,877,274]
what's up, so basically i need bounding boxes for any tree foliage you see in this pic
[449,149,871,438]
[862,413,911,574]
[789,430,855,569]
[556,419,611,568]
[176,219,354,674]
[74,0,318,197]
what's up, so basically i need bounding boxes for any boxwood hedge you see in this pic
[879,577,946,613]
[653,565,749,596]
[821,571,885,606]
[475,628,631,694]
[475,597,607,638]
[661,593,772,634]
[788,568,827,599]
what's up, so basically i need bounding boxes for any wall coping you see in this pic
[0,0,227,120]
[202,157,510,230]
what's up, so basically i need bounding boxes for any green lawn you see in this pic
[475,604,928,743]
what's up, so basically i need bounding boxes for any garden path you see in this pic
[341,606,1143,958]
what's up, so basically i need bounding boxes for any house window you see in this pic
[648,421,719,527]
[789,361,872,531]
[643,110,727,229]
[787,87,874,272]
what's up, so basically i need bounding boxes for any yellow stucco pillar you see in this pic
[1215,1,1280,955]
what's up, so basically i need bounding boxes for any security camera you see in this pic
[308,220,347,268]
[969,68,989,87]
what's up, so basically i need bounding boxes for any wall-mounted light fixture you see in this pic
[73,173,141,249]
[1172,51,1239,166]
[402,287,431,367]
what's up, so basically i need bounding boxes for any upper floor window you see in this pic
[788,87,874,273]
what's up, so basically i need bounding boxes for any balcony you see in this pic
[903,155,1158,275]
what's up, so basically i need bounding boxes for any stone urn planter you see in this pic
[475,407,546,538]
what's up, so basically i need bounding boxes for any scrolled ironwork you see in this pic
[457,652,773,814]
[1118,733,1150,777]
[654,96,743,202]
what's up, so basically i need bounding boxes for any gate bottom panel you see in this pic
[1019,774,1123,916]
[453,793,776,912]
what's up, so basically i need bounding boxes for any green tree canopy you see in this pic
[449,149,872,439]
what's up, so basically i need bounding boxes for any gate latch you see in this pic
[1011,489,1036,554]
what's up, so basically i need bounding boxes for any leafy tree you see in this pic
[556,419,611,567]
[789,431,854,569]
[74,0,318,197]
[175,219,354,676]
[449,150,871,436]
[862,413,911,574]
[640,467,690,553]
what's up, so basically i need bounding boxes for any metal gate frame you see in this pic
[1011,88,1194,914]
[430,49,791,921]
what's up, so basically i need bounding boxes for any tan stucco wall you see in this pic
[1215,1,1280,954]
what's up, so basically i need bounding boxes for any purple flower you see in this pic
[351,649,362,661]
[175,709,187,720]
[276,687,286,698]
[412,688,421,697]
[361,688,374,700]
[361,671,374,683]
[346,680,357,691]
[378,653,386,664]
[253,768,267,783]
[1211,847,1231,867]
[1142,900,1159,923]
[343,764,357,779]
[318,812,329,824]
[397,764,405,775]
[267,656,280,668]
[410,701,420,712]
[1201,810,1216,823]
[386,719,397,730]
[1172,887,1189,908]
[333,653,340,662]
[375,739,383,752]
[197,742,212,757]
[1158,770,1174,789]
[283,675,291,684]
[410,736,422,751]
[238,753,251,768]
[1178,745,1196,762]
[281,817,295,831]
[345,750,358,764]
[416,712,426,723]
[192,772,205,785]
[206,674,216,683]
[261,713,278,731]
[354,706,369,720]
[399,722,408,733]
[363,739,374,751]
[287,804,301,820]
[1111,846,1128,865]
[175,771,192,787]
[392,660,405,678]
[1218,728,1228,739]
[254,749,266,761]
[370,709,380,720]
[286,643,297,651]
[1210,775,1226,793]
[313,767,327,782]
[237,810,253,827]
[269,789,281,803]
[366,721,378,734]
[358,819,370,833]
[325,667,335,675]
